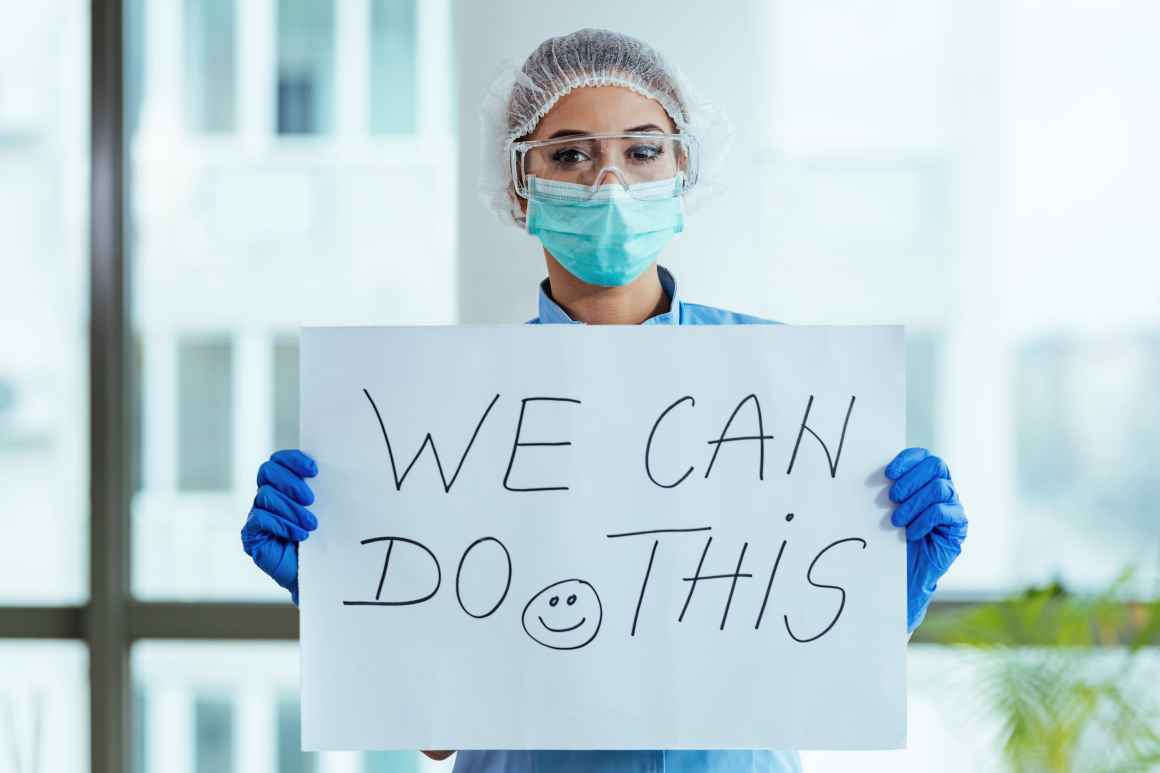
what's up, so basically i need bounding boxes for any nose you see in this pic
[592,165,631,190]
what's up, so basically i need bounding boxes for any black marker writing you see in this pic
[645,395,696,488]
[455,536,512,619]
[503,397,582,492]
[632,540,658,637]
[718,542,750,630]
[704,394,774,481]
[754,539,788,630]
[521,578,603,650]
[343,536,442,607]
[606,526,712,636]
[364,389,499,492]
[606,526,713,539]
[785,394,856,479]
[678,536,753,628]
[783,537,867,643]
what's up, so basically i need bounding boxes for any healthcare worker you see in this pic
[242,28,969,773]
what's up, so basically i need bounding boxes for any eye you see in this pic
[552,147,590,165]
[627,143,663,163]
[566,594,577,605]
[549,595,559,606]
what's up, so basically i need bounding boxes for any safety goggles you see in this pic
[510,131,701,201]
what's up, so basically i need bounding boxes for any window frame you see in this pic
[0,4,298,772]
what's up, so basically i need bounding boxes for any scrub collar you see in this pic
[536,265,682,326]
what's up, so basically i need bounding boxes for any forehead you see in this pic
[532,85,676,139]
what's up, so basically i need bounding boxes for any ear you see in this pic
[512,187,528,219]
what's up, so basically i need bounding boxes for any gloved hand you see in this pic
[241,449,319,605]
[885,447,968,633]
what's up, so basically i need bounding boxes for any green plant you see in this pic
[921,572,1160,773]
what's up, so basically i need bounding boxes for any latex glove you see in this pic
[885,448,968,633]
[241,449,318,605]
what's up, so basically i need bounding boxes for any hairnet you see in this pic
[479,28,731,226]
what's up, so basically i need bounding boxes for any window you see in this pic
[276,694,315,773]
[273,337,299,451]
[134,643,424,773]
[370,0,417,135]
[184,0,237,132]
[194,695,234,773]
[744,0,1160,595]
[0,643,89,773]
[905,332,940,450]
[277,0,335,135]
[177,337,234,492]
[1015,333,1160,590]
[133,686,147,773]
[130,0,455,600]
[0,0,89,605]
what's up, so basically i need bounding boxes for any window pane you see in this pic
[0,0,89,604]
[370,0,417,135]
[128,0,457,599]
[178,336,234,491]
[0,642,89,773]
[1014,334,1160,589]
[905,332,939,450]
[277,0,335,135]
[272,337,299,451]
[184,0,237,132]
[133,642,421,772]
[194,694,234,773]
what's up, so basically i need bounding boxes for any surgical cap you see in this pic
[479,28,731,226]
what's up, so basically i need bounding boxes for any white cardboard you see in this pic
[300,324,906,751]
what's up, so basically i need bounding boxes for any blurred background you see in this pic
[0,0,1157,771]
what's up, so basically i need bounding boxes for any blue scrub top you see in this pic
[452,266,803,773]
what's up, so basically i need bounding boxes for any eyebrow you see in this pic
[545,123,668,140]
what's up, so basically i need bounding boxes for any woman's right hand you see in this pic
[241,450,319,605]
[243,455,451,760]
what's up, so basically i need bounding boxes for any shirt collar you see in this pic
[536,265,682,326]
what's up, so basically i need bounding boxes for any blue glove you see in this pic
[885,447,968,633]
[241,449,319,605]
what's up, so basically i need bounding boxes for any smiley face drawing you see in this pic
[521,578,603,650]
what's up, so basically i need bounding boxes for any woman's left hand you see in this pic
[885,447,968,633]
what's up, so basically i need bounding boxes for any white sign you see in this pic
[300,325,906,751]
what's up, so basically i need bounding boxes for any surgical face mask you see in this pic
[525,175,685,287]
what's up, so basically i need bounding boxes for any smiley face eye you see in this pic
[566,594,577,605]
[549,595,559,606]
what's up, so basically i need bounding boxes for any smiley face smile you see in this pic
[537,615,586,632]
[522,578,603,650]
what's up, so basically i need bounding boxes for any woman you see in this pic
[242,28,968,773]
